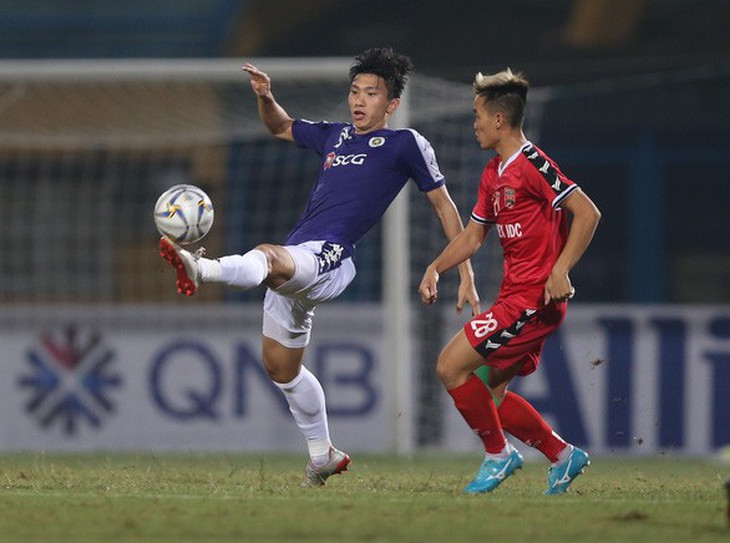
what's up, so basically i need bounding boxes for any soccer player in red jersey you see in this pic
[419,68,601,494]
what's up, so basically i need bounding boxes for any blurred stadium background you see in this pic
[0,0,727,457]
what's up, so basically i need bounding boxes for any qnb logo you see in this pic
[323,152,367,170]
[19,325,122,435]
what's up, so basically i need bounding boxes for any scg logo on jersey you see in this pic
[323,152,367,170]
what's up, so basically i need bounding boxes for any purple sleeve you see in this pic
[292,120,342,156]
[399,129,446,192]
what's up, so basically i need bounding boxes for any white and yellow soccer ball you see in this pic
[154,184,214,245]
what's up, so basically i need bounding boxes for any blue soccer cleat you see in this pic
[545,446,590,495]
[464,448,524,494]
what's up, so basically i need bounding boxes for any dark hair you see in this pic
[349,47,414,99]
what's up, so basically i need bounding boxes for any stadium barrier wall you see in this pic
[1,304,727,456]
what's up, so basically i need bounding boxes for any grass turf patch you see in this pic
[0,453,727,542]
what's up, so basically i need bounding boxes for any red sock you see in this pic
[498,391,567,462]
[448,374,506,454]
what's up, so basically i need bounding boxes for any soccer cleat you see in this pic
[159,236,202,296]
[464,448,524,494]
[301,447,351,487]
[545,446,590,495]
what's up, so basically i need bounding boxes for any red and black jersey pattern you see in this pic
[472,308,538,359]
[521,143,578,209]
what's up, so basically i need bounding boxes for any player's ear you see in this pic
[386,98,400,115]
[495,111,504,129]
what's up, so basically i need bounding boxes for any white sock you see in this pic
[554,444,574,466]
[216,249,269,289]
[197,257,222,282]
[485,441,512,460]
[273,366,332,467]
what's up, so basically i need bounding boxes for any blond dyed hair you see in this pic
[473,68,529,127]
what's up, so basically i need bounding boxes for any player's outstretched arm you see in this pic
[419,220,487,307]
[242,63,294,141]
[425,186,481,315]
[544,188,601,304]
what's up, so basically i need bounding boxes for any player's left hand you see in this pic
[544,271,575,305]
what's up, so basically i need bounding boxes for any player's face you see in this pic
[473,96,499,150]
[348,73,398,134]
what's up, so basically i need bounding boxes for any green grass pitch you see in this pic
[0,452,727,542]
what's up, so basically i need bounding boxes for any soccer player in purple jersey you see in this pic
[160,48,480,486]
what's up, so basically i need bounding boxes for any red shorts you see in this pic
[463,297,567,376]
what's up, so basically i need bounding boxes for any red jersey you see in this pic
[471,142,578,306]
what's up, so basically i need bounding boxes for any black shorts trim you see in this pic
[474,308,538,359]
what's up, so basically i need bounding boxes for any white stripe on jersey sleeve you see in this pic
[404,128,445,182]
[552,183,579,209]
[470,212,494,225]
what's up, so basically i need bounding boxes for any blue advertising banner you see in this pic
[443,305,730,456]
[0,304,727,456]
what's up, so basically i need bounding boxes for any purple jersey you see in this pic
[286,120,445,257]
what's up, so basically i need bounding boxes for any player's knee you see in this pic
[253,244,277,268]
[255,243,294,284]
[436,353,459,388]
[262,337,304,383]
[263,359,298,383]
[261,358,278,380]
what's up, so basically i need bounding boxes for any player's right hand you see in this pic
[242,63,272,98]
[419,267,439,305]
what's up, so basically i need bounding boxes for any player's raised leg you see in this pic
[160,238,277,296]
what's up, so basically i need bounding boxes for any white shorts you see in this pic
[262,241,356,348]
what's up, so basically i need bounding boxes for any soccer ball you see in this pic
[154,184,214,245]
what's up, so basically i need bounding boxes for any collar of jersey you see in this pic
[498,141,532,177]
[348,124,392,137]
